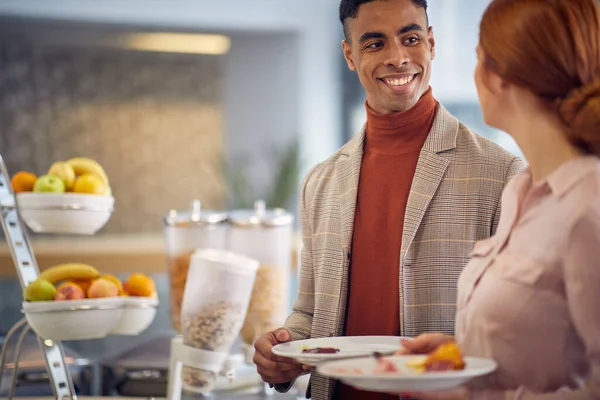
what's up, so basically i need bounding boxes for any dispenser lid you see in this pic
[163,200,228,227]
[191,248,259,276]
[228,200,294,228]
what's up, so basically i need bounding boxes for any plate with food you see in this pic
[316,342,497,392]
[272,336,408,366]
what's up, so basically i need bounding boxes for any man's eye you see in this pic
[366,42,383,49]
[404,37,420,46]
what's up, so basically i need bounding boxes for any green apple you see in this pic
[24,278,57,301]
[33,174,66,193]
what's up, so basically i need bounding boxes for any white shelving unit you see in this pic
[0,154,78,400]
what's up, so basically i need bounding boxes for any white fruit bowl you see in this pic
[16,192,114,235]
[109,296,159,335]
[22,297,124,341]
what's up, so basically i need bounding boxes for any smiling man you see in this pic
[253,1,526,399]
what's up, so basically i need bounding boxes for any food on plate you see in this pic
[55,282,86,300]
[48,161,76,190]
[24,278,57,301]
[301,346,340,354]
[374,357,400,373]
[24,264,157,302]
[326,367,366,374]
[33,174,66,193]
[407,341,466,373]
[11,171,37,193]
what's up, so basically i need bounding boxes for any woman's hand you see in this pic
[397,333,456,355]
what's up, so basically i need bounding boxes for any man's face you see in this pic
[342,0,435,114]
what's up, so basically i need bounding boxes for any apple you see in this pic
[24,278,57,301]
[33,175,66,193]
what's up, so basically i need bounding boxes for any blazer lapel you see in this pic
[401,105,458,261]
[335,128,364,255]
[331,128,364,336]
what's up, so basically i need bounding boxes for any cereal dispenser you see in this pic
[227,200,294,361]
[163,200,228,332]
[167,248,259,398]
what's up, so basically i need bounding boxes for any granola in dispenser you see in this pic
[181,300,246,393]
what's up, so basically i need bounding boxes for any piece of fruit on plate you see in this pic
[301,346,340,354]
[406,341,466,373]
[374,357,400,374]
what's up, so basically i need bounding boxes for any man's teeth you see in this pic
[384,75,414,86]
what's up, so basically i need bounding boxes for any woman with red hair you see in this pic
[397,0,600,399]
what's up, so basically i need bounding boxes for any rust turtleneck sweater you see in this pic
[334,88,438,400]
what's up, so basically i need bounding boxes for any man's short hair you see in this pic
[339,0,429,40]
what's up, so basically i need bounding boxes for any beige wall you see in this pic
[0,41,226,233]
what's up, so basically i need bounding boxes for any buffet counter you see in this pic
[0,233,300,276]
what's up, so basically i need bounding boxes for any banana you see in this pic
[65,157,109,187]
[39,263,100,284]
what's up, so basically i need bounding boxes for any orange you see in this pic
[72,173,105,195]
[11,171,37,193]
[124,273,156,297]
[101,274,125,295]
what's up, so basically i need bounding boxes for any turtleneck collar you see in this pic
[365,87,438,155]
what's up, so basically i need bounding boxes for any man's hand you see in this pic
[253,328,304,385]
[396,333,455,355]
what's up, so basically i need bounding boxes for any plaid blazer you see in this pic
[283,105,525,399]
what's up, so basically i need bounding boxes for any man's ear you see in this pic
[342,40,357,71]
[428,26,435,60]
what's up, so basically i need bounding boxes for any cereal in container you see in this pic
[163,200,228,332]
[180,249,258,394]
[227,200,294,358]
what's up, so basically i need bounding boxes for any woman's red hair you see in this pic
[480,0,600,154]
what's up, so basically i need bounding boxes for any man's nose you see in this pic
[383,42,410,68]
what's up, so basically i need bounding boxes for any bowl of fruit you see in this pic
[21,263,159,341]
[12,157,114,235]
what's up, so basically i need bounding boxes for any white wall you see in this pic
[427,0,492,103]
[223,33,300,199]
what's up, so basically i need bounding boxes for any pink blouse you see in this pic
[456,156,600,400]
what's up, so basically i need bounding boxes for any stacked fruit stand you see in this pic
[0,154,158,400]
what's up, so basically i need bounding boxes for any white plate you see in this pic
[272,336,407,366]
[317,355,498,393]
